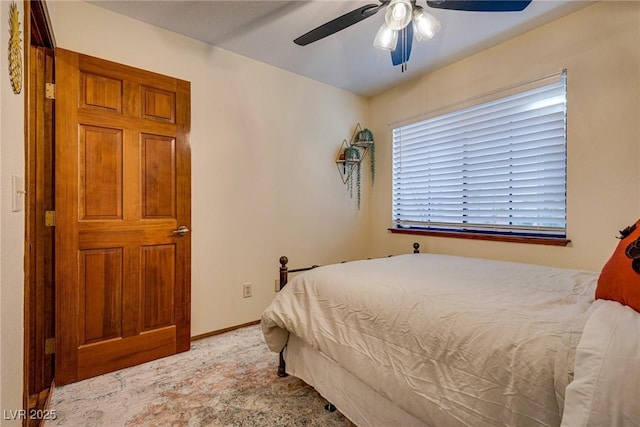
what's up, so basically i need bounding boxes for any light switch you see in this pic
[12,175,24,212]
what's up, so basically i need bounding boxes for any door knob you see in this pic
[172,225,190,236]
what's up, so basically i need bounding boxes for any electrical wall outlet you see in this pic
[243,283,253,298]
[274,279,280,292]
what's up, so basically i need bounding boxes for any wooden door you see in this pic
[54,49,191,385]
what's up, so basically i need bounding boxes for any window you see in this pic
[392,71,567,240]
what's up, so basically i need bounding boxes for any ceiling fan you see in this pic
[294,0,533,70]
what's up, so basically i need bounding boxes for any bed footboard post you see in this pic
[413,242,420,253]
[278,256,289,377]
[279,256,289,289]
[277,352,288,377]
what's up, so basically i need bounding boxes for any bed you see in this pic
[261,243,640,427]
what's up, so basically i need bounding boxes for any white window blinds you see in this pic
[392,71,567,237]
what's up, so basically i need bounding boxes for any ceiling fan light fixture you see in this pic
[385,0,413,31]
[413,6,441,41]
[373,23,398,51]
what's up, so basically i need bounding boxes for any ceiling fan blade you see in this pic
[426,0,532,12]
[294,3,384,46]
[391,24,413,67]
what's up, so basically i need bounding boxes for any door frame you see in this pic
[24,0,56,414]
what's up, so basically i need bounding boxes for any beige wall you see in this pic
[47,0,370,336]
[369,1,640,271]
[0,0,25,423]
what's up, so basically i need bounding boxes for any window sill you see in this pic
[388,228,571,247]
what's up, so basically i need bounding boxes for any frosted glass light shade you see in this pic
[373,23,398,51]
[412,7,441,41]
[384,0,412,31]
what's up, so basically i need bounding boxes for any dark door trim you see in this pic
[24,0,56,420]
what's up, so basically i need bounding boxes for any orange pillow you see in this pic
[596,220,640,312]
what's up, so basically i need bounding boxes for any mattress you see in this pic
[262,253,598,426]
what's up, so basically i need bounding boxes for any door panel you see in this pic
[55,48,191,385]
[142,245,176,330]
[81,72,123,112]
[141,86,176,122]
[79,125,123,219]
[79,248,123,343]
[142,134,176,218]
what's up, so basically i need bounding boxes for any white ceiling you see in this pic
[88,0,593,97]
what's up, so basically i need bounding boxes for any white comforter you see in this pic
[261,254,598,427]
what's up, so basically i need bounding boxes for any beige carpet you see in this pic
[49,325,353,426]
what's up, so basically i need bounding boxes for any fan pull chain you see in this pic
[402,27,408,73]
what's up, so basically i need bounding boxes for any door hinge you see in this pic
[45,83,55,100]
[45,338,55,355]
[45,210,56,226]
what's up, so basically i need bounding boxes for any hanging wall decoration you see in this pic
[335,123,375,209]
[8,1,22,95]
